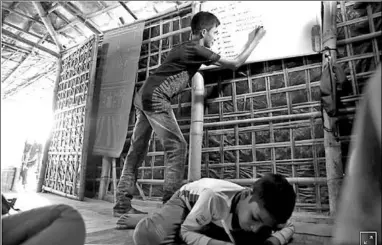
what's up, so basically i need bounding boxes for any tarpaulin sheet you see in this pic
[93,22,145,157]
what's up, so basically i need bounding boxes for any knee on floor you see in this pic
[133,217,163,245]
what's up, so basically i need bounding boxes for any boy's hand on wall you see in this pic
[248,26,266,43]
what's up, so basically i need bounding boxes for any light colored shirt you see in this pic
[178,178,295,245]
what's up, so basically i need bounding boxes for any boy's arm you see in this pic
[265,222,295,245]
[180,190,232,245]
[215,26,266,71]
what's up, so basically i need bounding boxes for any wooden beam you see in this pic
[47,3,60,14]
[2,2,19,24]
[119,2,138,20]
[153,5,159,14]
[1,55,23,64]
[58,2,102,35]
[2,51,23,65]
[1,41,31,54]
[2,29,59,57]
[56,2,120,33]
[48,6,86,37]
[2,6,44,26]
[2,33,52,85]
[3,21,56,46]
[33,2,63,51]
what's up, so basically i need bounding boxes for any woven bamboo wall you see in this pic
[109,1,381,214]
[43,36,98,200]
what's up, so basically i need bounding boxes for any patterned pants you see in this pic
[113,107,187,212]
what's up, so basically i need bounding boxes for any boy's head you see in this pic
[191,11,220,48]
[236,173,296,233]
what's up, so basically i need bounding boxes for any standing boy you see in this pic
[133,173,296,245]
[114,11,266,217]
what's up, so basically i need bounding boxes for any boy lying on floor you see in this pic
[132,173,296,245]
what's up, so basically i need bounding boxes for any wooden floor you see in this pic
[3,191,334,245]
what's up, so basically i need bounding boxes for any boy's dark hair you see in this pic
[191,11,220,35]
[250,173,296,225]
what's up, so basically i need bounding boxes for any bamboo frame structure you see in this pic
[32,2,63,51]
[84,1,381,214]
[1,29,60,58]
[38,36,99,201]
[322,1,344,216]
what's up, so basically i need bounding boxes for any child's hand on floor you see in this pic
[263,236,281,245]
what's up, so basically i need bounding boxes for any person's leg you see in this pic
[133,191,189,245]
[145,109,187,203]
[2,204,85,245]
[113,108,153,217]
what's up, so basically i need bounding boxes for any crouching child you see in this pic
[133,173,296,245]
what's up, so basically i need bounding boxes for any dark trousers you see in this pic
[114,107,187,212]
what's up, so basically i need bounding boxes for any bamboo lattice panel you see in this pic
[43,36,98,199]
[113,1,381,214]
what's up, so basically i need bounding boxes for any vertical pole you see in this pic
[98,156,111,200]
[322,1,343,216]
[112,158,117,203]
[188,72,204,182]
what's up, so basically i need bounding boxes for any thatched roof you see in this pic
[1,1,191,99]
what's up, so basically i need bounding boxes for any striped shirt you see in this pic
[178,178,295,245]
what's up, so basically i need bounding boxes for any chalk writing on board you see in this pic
[204,1,264,58]
[200,1,322,65]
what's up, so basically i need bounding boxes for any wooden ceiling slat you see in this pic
[3,21,56,46]
[2,33,52,85]
[33,2,63,51]
[58,2,102,35]
[56,2,121,33]
[2,6,44,26]
[119,2,138,20]
[2,29,59,58]
[2,41,31,54]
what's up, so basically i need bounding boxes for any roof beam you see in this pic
[56,2,120,33]
[2,29,59,58]
[2,50,23,65]
[3,21,56,46]
[119,2,138,20]
[2,2,20,24]
[47,3,61,14]
[32,2,63,51]
[58,2,102,35]
[1,41,31,54]
[2,33,52,85]
[47,4,87,37]
[1,6,44,26]
[1,55,23,64]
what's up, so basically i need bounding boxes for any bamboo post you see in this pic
[322,1,343,216]
[112,158,117,203]
[99,156,111,200]
[188,72,204,182]
[37,57,61,193]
